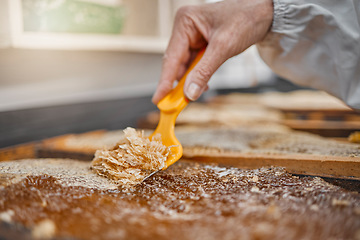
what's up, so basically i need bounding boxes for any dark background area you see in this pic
[0,78,309,148]
[0,96,157,148]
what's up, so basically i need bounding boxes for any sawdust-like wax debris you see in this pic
[91,127,171,186]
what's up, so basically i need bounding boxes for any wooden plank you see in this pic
[184,152,360,180]
[0,131,106,162]
[0,142,39,162]
[41,130,106,150]
[2,128,359,181]
[282,119,360,130]
[37,149,94,161]
[282,119,360,137]
[37,129,360,179]
[38,130,107,160]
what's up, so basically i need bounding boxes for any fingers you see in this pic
[184,40,229,101]
[152,37,189,104]
[152,6,205,104]
[152,0,274,103]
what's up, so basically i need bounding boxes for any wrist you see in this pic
[256,0,274,38]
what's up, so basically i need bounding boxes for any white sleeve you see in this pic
[256,0,360,110]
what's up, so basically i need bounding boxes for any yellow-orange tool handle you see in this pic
[151,48,206,169]
[157,48,206,113]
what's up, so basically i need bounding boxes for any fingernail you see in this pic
[186,82,201,101]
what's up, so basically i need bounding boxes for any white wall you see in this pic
[0,49,163,111]
[0,0,11,48]
[0,0,273,112]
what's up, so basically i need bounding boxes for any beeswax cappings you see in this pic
[91,127,171,186]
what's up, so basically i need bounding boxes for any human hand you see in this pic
[152,0,273,104]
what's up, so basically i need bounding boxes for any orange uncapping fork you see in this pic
[148,48,205,172]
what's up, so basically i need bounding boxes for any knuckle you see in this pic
[213,32,230,46]
[210,33,235,57]
[161,54,171,67]
[176,6,194,19]
[161,56,177,71]
[162,53,169,62]
[194,66,213,84]
[175,6,197,27]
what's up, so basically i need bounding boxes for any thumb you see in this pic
[184,45,227,101]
